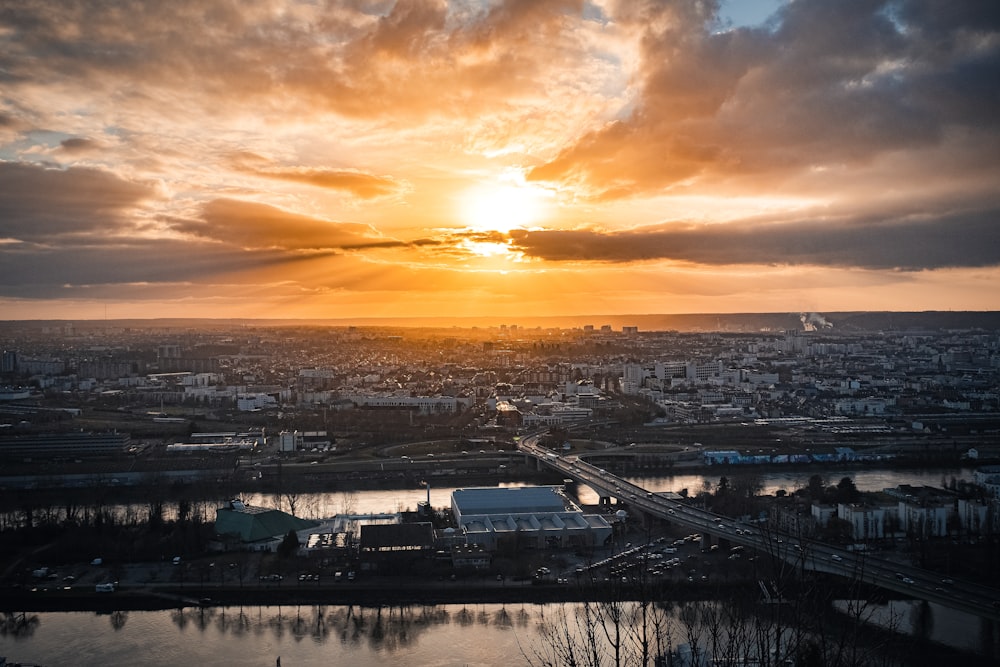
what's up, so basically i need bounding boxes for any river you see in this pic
[2,466,995,665]
[2,598,995,666]
[235,466,974,520]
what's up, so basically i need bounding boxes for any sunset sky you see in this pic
[1,0,998,322]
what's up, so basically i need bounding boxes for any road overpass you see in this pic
[518,434,1000,622]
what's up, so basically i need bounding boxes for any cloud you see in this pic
[1,0,997,316]
[238,163,400,199]
[0,161,154,241]
[508,206,1000,270]
[58,137,102,154]
[529,0,1000,199]
[0,241,297,291]
[0,0,599,125]
[175,198,396,251]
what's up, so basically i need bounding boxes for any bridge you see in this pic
[518,434,1000,622]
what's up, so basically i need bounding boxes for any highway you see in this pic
[518,434,1000,621]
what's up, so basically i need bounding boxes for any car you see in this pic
[902,577,915,585]
[831,554,843,561]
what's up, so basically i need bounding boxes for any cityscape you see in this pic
[2,0,1000,664]
[2,313,1000,665]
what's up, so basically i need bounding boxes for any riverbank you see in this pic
[3,575,893,613]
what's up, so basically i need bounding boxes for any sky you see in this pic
[1,0,999,322]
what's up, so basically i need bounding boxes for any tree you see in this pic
[834,477,860,504]
[806,474,826,502]
[278,529,300,558]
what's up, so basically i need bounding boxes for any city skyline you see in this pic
[1,0,999,322]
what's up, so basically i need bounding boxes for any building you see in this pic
[451,543,491,570]
[898,501,950,538]
[0,432,130,459]
[359,522,436,572]
[450,486,612,551]
[837,503,886,541]
[955,498,994,536]
[214,500,320,552]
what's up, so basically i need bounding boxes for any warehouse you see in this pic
[450,486,612,551]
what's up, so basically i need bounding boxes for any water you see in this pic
[3,599,995,666]
[2,467,990,665]
[0,604,533,667]
[238,467,972,520]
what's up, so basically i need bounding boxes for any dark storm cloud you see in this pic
[58,137,101,154]
[530,0,1000,197]
[508,207,1000,270]
[175,198,394,251]
[0,240,337,299]
[0,161,153,240]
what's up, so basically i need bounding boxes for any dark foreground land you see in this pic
[3,574,895,613]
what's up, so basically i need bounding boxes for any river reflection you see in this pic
[0,603,572,666]
[5,596,994,667]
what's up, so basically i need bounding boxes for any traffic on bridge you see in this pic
[518,432,1000,622]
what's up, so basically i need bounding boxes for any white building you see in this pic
[955,498,993,536]
[898,501,950,538]
[450,486,612,551]
[837,503,886,541]
[347,393,471,415]
[237,392,278,411]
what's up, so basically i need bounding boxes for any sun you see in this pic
[459,182,549,233]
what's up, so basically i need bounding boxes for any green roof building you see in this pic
[214,500,320,551]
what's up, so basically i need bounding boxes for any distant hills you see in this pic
[3,311,1000,333]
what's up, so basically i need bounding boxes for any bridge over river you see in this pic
[518,433,1000,622]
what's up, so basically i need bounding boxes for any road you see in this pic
[518,433,1000,622]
